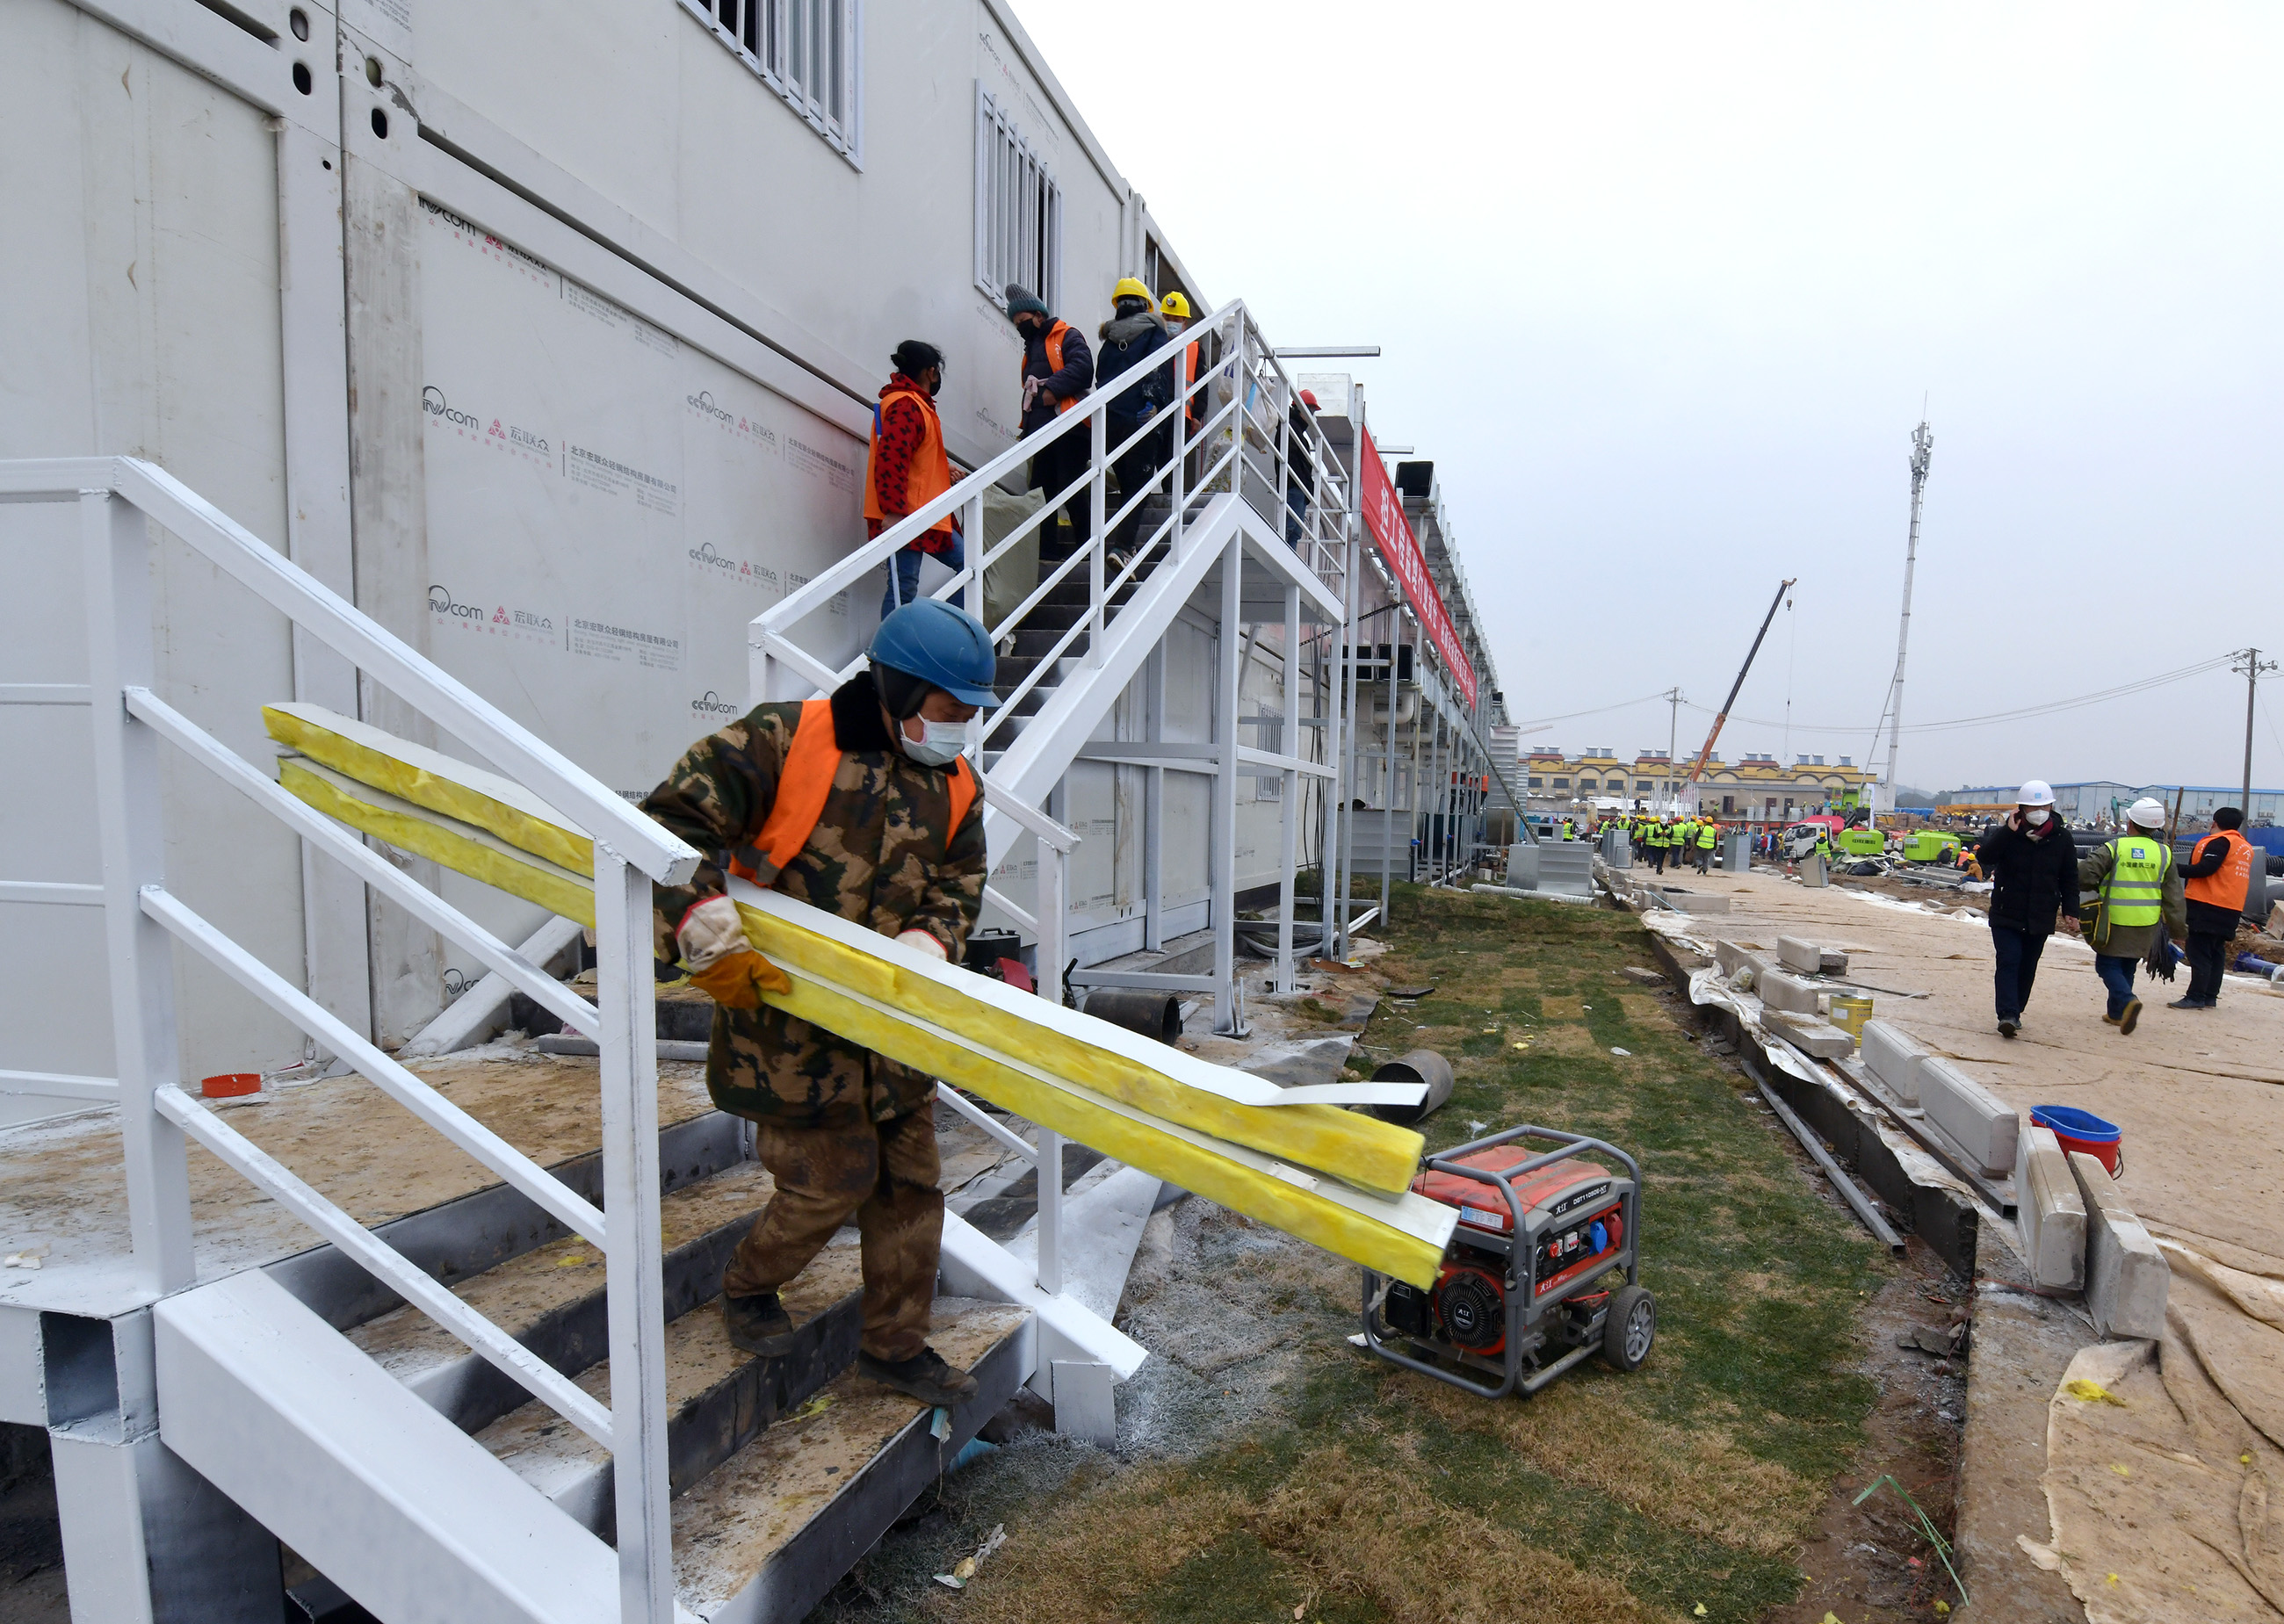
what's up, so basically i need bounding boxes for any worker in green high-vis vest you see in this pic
[1695,817,1717,872]
[2077,797,2187,1036]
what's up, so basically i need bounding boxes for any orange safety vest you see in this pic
[2185,828,2255,912]
[863,383,956,542]
[726,699,979,886]
[1025,321,1081,416]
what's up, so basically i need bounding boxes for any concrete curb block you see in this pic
[2013,1126,2085,1291]
[2064,1151,2169,1339]
[1921,1057,2020,1177]
[1638,929,1980,1277]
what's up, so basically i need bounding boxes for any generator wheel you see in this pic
[1602,1286,1656,1371]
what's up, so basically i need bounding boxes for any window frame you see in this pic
[973,83,1063,316]
[682,0,865,168]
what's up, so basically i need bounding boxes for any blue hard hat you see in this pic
[868,599,998,708]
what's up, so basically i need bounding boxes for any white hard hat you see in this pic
[2127,797,2168,828]
[2017,780,2055,807]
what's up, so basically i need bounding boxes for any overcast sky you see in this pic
[1017,2,2284,797]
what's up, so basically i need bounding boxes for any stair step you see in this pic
[669,1300,1029,1621]
[475,1241,867,1534]
[348,1160,776,1433]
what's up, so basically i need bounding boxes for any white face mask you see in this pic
[903,719,969,767]
[2024,808,2049,826]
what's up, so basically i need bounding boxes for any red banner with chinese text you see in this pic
[1357,428,1477,707]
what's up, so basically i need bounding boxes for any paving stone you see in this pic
[1763,1011,1856,1057]
[1712,939,1759,977]
[1777,935,1823,973]
[2066,1151,2169,1340]
[1859,1019,1929,1106]
[1920,1056,2020,1176]
[1818,948,1850,975]
[2013,1126,2085,1291]
[1757,968,1822,1014]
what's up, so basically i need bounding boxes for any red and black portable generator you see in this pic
[1361,1125,1654,1398]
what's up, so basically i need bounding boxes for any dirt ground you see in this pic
[817,885,1965,1623]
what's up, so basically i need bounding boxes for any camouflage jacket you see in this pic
[642,674,986,1127]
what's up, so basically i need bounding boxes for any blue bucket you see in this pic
[2031,1105,2121,1176]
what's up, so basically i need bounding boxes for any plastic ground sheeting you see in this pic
[265,705,1458,1286]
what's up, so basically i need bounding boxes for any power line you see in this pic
[1679,653,2239,739]
[1514,690,1674,729]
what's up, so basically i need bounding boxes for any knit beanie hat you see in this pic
[1004,284,1050,321]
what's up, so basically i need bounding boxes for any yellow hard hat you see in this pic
[1160,291,1192,320]
[1112,276,1153,304]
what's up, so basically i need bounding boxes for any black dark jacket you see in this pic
[1976,819,2080,935]
[1095,312,1173,424]
[1020,322,1093,436]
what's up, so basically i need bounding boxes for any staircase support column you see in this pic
[1211,536,1242,1034]
[1275,581,1300,992]
[1144,646,1166,952]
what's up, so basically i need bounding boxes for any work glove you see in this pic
[894,928,948,961]
[676,896,791,1010]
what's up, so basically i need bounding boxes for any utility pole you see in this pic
[2236,647,2277,815]
[1664,687,1682,813]
[1882,420,1934,826]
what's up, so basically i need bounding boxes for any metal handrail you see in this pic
[4,458,685,1623]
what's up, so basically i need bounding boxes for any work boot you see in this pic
[857,1346,979,1408]
[2165,997,2210,1010]
[2102,1013,2121,1027]
[1997,1017,2018,1039]
[722,1291,797,1356]
[2116,998,2143,1036]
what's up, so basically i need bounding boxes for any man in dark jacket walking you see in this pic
[1095,276,1175,562]
[1973,780,2081,1038]
[1006,284,1094,563]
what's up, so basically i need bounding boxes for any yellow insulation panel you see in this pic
[734,906,1424,1195]
[773,974,1449,1287]
[278,759,597,928]
[264,703,595,876]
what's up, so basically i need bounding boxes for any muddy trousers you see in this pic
[722,1101,943,1362]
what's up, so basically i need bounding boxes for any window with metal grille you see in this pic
[973,86,1061,313]
[685,0,861,162]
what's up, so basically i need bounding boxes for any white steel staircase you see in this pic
[748,301,1355,1031]
[0,457,1128,1623]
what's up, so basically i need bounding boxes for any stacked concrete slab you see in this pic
[1763,1011,1855,1057]
[1858,1020,1928,1107]
[2067,1152,2171,1339]
[1776,936,1823,973]
[1757,970,1822,1015]
[1920,1057,2019,1176]
[2013,1126,2087,1290]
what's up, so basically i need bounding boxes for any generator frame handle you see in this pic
[1359,1126,1642,1401]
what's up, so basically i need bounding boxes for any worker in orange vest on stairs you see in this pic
[640,599,998,1409]
[1007,283,1095,563]
[865,340,962,620]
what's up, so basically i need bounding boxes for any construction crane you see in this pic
[1681,578,1797,809]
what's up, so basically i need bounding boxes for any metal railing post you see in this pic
[963,491,986,624]
[594,853,674,1624]
[1035,1128,1064,1296]
[1087,408,1107,665]
[80,489,196,1294]
[1168,330,1188,553]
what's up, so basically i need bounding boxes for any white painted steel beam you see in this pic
[137,887,608,1248]
[153,1270,621,1624]
[0,881,105,906]
[593,857,676,1623]
[50,1428,284,1624]
[152,1085,613,1445]
[80,491,197,1296]
[936,1212,1146,1382]
[0,1069,119,1102]
[401,915,588,1057]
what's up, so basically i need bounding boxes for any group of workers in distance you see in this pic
[1974,780,2264,1041]
[1609,812,1725,875]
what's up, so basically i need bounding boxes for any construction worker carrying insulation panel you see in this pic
[640,598,999,1408]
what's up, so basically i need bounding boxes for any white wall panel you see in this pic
[1,1,308,1094]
